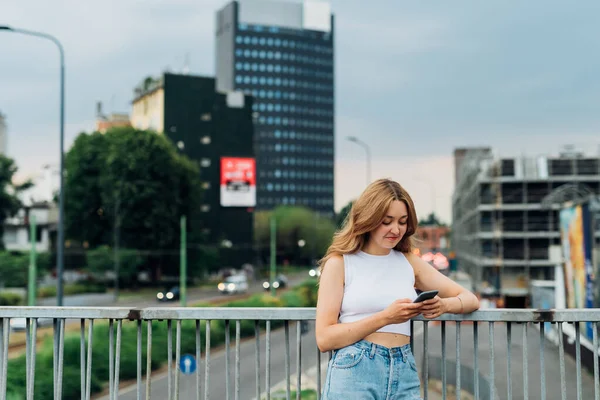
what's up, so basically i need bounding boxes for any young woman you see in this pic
[316,179,479,399]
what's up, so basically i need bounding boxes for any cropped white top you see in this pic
[338,250,417,336]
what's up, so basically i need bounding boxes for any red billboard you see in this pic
[220,157,256,207]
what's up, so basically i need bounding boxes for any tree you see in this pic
[420,212,446,226]
[254,206,336,265]
[335,200,354,228]
[64,126,203,280]
[0,155,33,249]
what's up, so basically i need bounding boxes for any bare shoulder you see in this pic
[322,254,345,281]
[401,251,423,274]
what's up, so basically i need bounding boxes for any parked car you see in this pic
[156,286,180,302]
[263,274,288,291]
[218,274,249,295]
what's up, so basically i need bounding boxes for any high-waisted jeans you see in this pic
[321,339,422,400]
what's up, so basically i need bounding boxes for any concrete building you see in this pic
[0,111,7,155]
[3,202,57,252]
[95,102,131,133]
[452,146,600,307]
[215,0,335,215]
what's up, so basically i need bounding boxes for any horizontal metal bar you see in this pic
[1,307,600,322]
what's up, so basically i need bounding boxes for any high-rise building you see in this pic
[130,73,255,267]
[215,0,335,216]
[0,111,7,155]
[452,146,600,307]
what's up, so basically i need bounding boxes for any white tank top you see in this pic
[339,250,417,336]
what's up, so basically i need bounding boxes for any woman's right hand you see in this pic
[383,299,423,324]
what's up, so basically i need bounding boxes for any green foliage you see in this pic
[0,252,53,288]
[85,246,144,286]
[335,200,354,228]
[64,126,203,279]
[254,206,336,263]
[420,212,447,227]
[0,155,33,250]
[0,292,22,305]
[37,283,106,298]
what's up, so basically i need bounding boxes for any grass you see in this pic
[270,389,318,400]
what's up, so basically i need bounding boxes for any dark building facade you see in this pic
[132,73,255,267]
[215,0,335,216]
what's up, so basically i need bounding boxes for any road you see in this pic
[37,275,308,308]
[98,322,324,400]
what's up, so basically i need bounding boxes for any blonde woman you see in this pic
[316,179,479,399]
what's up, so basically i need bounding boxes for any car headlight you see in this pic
[228,283,235,290]
[263,282,270,289]
[166,292,174,299]
[157,293,164,300]
[273,281,280,289]
[309,269,316,277]
[218,283,225,291]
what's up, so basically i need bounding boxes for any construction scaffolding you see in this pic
[452,147,600,305]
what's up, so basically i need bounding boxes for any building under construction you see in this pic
[452,146,600,307]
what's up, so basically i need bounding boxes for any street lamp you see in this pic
[1,25,66,306]
[346,136,371,187]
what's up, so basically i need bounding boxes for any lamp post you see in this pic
[346,136,371,187]
[1,25,66,306]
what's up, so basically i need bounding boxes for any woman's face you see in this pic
[368,200,409,251]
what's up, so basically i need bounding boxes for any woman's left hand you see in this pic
[420,296,448,319]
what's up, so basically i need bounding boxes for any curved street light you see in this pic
[346,136,371,187]
[1,25,66,306]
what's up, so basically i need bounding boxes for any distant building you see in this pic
[415,225,450,253]
[95,102,131,133]
[130,72,255,267]
[452,146,600,307]
[3,202,58,252]
[0,111,7,155]
[215,0,335,215]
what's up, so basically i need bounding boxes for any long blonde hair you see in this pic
[319,179,418,272]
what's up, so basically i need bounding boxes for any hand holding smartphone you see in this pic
[413,290,439,303]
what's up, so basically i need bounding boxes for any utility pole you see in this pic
[113,191,121,302]
[28,214,37,306]
[180,215,187,306]
[270,215,276,297]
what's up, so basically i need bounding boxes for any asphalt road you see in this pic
[37,275,308,308]
[98,322,324,400]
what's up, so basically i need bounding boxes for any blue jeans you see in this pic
[322,340,422,400]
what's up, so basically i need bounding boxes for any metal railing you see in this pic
[0,307,599,400]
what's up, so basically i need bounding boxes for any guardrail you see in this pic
[0,307,598,400]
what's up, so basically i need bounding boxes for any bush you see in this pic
[38,283,106,298]
[0,292,23,306]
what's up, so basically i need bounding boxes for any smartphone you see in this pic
[413,290,439,303]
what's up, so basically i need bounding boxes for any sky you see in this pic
[1,0,600,223]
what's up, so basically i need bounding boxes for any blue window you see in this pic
[267,52,273,59]
[259,77,266,85]
[259,90,266,98]
[244,49,251,57]
[259,64,266,72]
[235,49,243,57]
[239,23,248,31]
[235,76,242,83]
[282,40,288,47]
[270,27,279,33]
[275,104,281,112]
[259,104,266,111]
[275,39,281,46]
[274,65,281,73]
[251,63,258,71]
[275,78,281,86]
[274,130,281,138]
[244,76,251,84]
[267,104,274,112]
[267,117,273,125]
[267,183,273,191]
[267,65,274,72]
[252,77,258,84]
[252,50,258,58]
[244,37,251,44]
[236,36,243,44]
[254,25,264,32]
[259,51,266,58]
[267,78,273,85]
[267,38,274,46]
[251,37,258,45]
[235,62,242,70]
[259,38,266,45]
